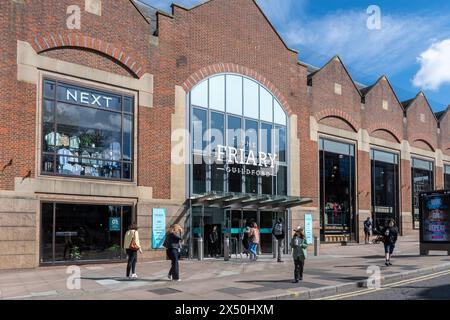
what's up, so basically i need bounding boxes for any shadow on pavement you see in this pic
[81,277,171,283]
[236,279,294,284]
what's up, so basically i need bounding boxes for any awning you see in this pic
[190,192,312,210]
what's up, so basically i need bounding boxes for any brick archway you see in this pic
[410,134,436,152]
[33,33,144,78]
[367,123,402,143]
[315,108,360,132]
[181,63,293,116]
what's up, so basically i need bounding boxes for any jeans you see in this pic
[276,238,284,261]
[168,248,180,280]
[249,242,258,259]
[126,249,138,277]
[294,258,305,281]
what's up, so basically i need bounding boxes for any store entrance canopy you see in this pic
[190,192,312,210]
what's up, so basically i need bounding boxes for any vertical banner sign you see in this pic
[152,208,167,249]
[304,214,313,245]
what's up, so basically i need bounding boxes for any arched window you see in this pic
[189,74,288,196]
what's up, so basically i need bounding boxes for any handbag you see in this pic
[129,231,140,251]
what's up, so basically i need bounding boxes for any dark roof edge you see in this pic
[129,0,151,25]
[308,55,363,97]
[362,75,405,112]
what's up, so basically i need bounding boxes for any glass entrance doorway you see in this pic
[190,206,287,259]
[319,138,356,243]
[223,210,287,256]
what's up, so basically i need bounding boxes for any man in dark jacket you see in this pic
[272,218,285,262]
[209,226,220,258]
[382,219,398,267]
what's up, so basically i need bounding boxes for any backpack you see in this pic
[273,223,283,236]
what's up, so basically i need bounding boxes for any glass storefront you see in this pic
[445,165,450,190]
[411,158,434,229]
[319,138,356,242]
[189,74,287,196]
[42,80,134,181]
[371,149,400,229]
[41,203,133,264]
[188,74,290,257]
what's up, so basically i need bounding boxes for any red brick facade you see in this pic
[1,0,449,268]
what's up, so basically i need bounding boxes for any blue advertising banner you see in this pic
[152,208,167,249]
[109,217,121,232]
[304,214,313,245]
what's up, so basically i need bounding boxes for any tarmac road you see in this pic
[318,269,450,300]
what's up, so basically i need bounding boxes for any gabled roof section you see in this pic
[360,75,405,111]
[131,0,161,34]
[435,106,449,122]
[403,92,439,122]
[169,0,298,55]
[307,55,363,97]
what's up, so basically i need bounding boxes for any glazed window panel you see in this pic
[243,78,259,119]
[445,165,450,190]
[260,88,273,122]
[226,75,243,115]
[411,158,434,229]
[191,80,208,108]
[209,75,225,112]
[42,80,134,181]
[274,100,287,125]
[192,108,207,152]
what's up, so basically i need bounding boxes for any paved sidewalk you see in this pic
[0,235,449,300]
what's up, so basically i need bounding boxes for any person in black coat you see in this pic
[166,224,183,281]
[382,219,398,267]
[209,226,220,258]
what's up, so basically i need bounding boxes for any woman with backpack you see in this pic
[290,226,308,283]
[123,223,142,279]
[382,219,399,266]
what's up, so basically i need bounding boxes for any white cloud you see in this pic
[413,39,450,91]
[281,10,450,78]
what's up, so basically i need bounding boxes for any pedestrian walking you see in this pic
[166,224,183,281]
[123,223,142,279]
[209,225,220,258]
[382,219,398,266]
[248,222,260,261]
[272,217,285,262]
[364,217,373,244]
[242,225,250,257]
[290,226,308,283]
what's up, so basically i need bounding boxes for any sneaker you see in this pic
[388,262,393,266]
[131,274,138,279]
[292,280,299,283]
[385,262,389,267]
[168,273,172,280]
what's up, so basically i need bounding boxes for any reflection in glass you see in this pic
[42,203,132,263]
[245,166,259,194]
[227,116,242,150]
[243,78,259,119]
[210,112,224,154]
[371,149,399,229]
[260,88,273,122]
[228,164,242,193]
[209,76,225,111]
[226,75,243,115]
[193,155,207,194]
[411,158,434,229]
[192,108,207,152]
[245,120,258,157]
[320,138,356,242]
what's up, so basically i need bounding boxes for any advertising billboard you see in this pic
[420,190,450,243]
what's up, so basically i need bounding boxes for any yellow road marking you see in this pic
[316,269,450,300]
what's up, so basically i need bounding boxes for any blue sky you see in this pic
[141,0,450,112]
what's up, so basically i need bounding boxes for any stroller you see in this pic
[371,228,385,244]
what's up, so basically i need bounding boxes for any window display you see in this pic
[42,79,134,181]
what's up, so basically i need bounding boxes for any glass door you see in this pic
[319,138,356,242]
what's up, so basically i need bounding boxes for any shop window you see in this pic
[41,203,133,264]
[226,75,243,116]
[445,165,450,190]
[411,158,434,229]
[260,87,273,122]
[41,79,134,181]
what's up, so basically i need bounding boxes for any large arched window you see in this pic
[189,74,288,196]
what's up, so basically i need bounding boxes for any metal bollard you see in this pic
[224,236,230,261]
[314,236,320,256]
[197,237,204,261]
